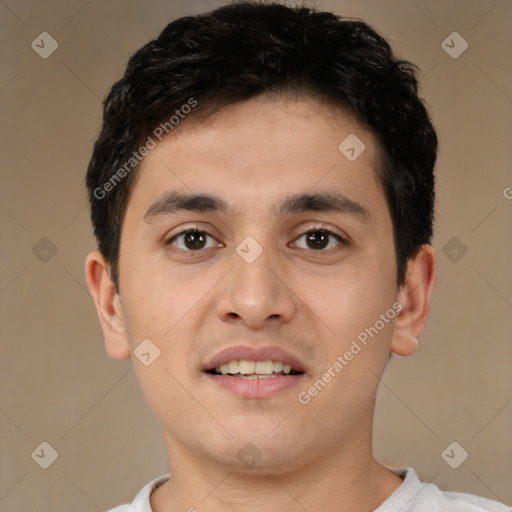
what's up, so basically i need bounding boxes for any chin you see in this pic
[202,422,311,472]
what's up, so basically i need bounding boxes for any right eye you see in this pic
[165,228,221,252]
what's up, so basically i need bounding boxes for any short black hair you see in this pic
[86,0,437,291]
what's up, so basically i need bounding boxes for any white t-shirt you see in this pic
[107,466,511,511]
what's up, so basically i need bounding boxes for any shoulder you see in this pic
[414,485,511,511]
[439,489,512,511]
[377,467,511,512]
[104,474,171,512]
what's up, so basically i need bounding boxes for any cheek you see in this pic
[120,253,200,337]
[302,261,392,321]
[120,263,215,379]
[297,257,396,363]
[121,275,198,420]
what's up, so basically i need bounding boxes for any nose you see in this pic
[215,239,297,329]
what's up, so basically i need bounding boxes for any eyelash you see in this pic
[165,225,349,254]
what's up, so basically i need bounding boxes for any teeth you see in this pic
[255,360,274,374]
[214,360,298,376]
[219,361,241,375]
[239,360,256,374]
[228,361,240,374]
[273,361,283,372]
[238,374,277,379]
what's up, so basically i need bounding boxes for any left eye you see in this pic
[292,229,345,251]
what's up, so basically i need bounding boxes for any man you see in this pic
[84,1,510,510]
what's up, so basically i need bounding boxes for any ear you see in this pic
[390,244,436,357]
[85,250,131,361]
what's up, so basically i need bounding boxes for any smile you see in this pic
[206,359,303,377]
[204,359,305,398]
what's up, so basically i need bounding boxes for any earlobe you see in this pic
[85,250,132,361]
[390,333,419,357]
[390,244,436,357]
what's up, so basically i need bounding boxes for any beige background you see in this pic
[1,0,511,510]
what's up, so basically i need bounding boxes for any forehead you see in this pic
[157,94,380,167]
[127,94,385,219]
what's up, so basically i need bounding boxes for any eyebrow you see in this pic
[143,190,371,223]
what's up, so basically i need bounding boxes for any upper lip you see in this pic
[203,345,306,373]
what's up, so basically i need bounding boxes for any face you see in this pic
[114,95,401,472]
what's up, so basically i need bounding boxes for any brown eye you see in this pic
[294,229,345,251]
[167,229,217,251]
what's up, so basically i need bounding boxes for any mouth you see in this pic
[205,359,304,378]
[202,346,306,398]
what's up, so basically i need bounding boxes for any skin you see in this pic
[86,94,436,511]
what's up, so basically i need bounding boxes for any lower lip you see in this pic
[204,373,304,399]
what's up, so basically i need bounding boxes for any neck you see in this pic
[150,427,403,511]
